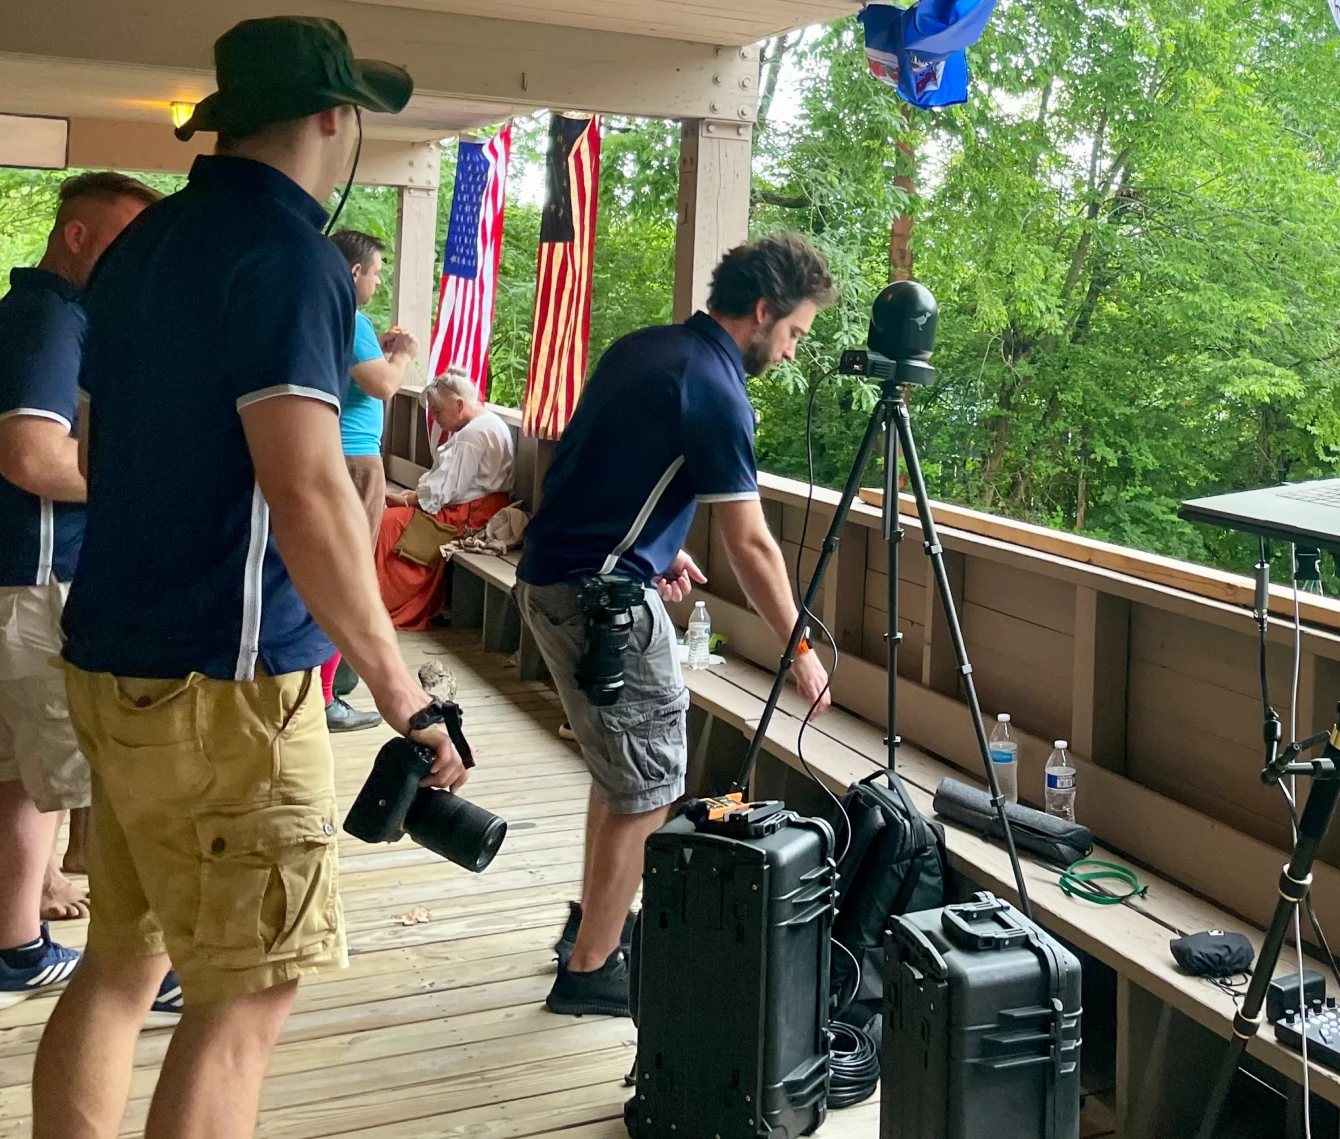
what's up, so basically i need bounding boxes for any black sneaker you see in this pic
[332,658,359,698]
[546,947,630,1017]
[325,697,382,733]
[553,903,637,969]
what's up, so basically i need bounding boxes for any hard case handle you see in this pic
[941,892,1028,951]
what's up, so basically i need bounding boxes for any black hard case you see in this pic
[628,810,836,1139]
[883,892,1082,1139]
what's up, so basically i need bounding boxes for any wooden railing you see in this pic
[671,470,1340,938]
[384,388,1340,936]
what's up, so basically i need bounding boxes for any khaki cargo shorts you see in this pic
[0,584,90,812]
[64,664,347,1004]
[515,580,688,815]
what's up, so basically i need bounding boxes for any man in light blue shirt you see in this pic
[324,229,418,730]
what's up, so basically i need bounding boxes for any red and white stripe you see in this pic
[427,122,513,451]
[522,114,602,442]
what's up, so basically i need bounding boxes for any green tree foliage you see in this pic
[751,5,1340,574]
[5,3,1340,581]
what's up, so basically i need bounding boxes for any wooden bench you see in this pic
[680,652,1340,1137]
[450,550,549,682]
[442,560,1340,1133]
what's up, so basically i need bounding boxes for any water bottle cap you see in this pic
[1054,740,1068,750]
[997,713,1010,722]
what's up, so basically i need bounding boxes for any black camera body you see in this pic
[838,279,938,388]
[343,699,506,873]
[575,573,646,706]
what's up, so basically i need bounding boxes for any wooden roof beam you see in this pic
[2,0,763,123]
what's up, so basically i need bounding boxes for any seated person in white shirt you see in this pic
[386,371,514,512]
[375,369,515,629]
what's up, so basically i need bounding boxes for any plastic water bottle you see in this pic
[989,713,1019,804]
[686,601,711,670]
[1045,740,1077,821]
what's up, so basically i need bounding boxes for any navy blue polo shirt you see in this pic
[519,311,759,585]
[0,269,87,587]
[63,156,355,681]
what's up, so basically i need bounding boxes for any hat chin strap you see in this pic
[324,106,363,236]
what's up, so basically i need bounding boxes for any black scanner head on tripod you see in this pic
[869,280,937,362]
[838,280,938,387]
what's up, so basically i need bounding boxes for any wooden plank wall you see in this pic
[687,474,1340,936]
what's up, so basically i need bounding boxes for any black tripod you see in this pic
[731,348,1032,917]
[1193,716,1340,1139]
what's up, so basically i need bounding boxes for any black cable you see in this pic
[793,374,853,863]
[324,107,364,236]
[828,1021,880,1109]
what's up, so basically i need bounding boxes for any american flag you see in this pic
[522,113,602,441]
[426,122,512,450]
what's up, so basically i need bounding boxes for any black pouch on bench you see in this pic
[933,777,1094,867]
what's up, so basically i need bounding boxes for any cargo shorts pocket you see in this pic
[598,688,690,788]
[193,799,340,967]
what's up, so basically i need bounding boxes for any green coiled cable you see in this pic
[1059,859,1147,905]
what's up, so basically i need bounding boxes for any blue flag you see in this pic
[858,0,997,108]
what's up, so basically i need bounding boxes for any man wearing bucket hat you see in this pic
[34,18,469,1139]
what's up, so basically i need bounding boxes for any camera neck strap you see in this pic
[407,697,475,769]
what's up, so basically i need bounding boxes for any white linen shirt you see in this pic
[416,411,515,514]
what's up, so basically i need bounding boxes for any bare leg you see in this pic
[144,980,298,1139]
[569,804,668,973]
[62,807,89,874]
[32,947,168,1139]
[579,788,607,910]
[0,780,59,946]
[42,809,89,922]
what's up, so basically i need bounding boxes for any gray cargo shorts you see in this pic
[515,580,688,815]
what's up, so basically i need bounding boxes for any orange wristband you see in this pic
[796,636,812,655]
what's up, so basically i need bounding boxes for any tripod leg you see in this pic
[733,398,892,792]
[892,399,1033,918]
[884,405,901,770]
[1195,772,1340,1139]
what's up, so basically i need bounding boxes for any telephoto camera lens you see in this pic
[344,737,507,873]
[575,574,648,706]
[404,789,507,873]
[576,607,636,706]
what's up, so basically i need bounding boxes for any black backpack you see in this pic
[831,769,948,1029]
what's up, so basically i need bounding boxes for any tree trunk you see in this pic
[890,107,916,281]
[757,34,795,129]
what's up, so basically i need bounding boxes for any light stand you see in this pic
[1193,715,1340,1139]
[730,281,1032,918]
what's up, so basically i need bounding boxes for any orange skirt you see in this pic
[375,492,512,631]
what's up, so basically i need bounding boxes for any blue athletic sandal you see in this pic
[0,924,80,1002]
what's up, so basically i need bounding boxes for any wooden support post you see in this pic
[1071,587,1131,773]
[450,563,485,631]
[482,585,521,656]
[392,184,440,370]
[672,119,753,322]
[921,547,966,696]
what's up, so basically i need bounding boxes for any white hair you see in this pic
[429,367,480,404]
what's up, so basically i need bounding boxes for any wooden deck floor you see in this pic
[0,629,881,1138]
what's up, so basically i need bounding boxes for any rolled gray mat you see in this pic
[932,777,1094,867]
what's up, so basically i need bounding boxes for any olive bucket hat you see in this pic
[176,16,413,141]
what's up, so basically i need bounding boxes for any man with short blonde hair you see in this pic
[0,170,161,993]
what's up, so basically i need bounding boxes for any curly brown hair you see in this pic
[707,232,838,319]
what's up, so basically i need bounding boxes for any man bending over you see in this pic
[515,233,837,1016]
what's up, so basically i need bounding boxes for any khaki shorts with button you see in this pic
[515,580,688,815]
[0,583,90,812]
[63,664,347,1004]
